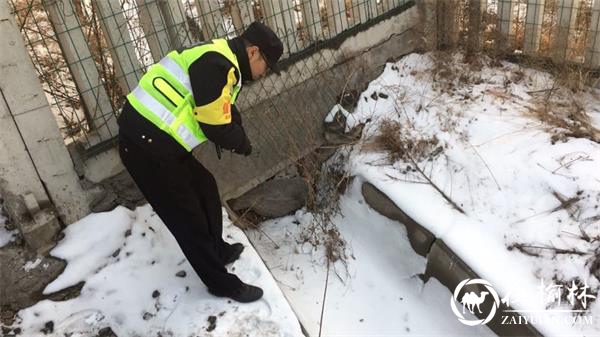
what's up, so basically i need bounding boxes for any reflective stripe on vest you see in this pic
[129,86,200,148]
[159,56,192,93]
[126,39,242,151]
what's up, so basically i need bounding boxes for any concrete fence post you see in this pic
[437,0,459,49]
[366,0,378,20]
[379,0,391,12]
[326,0,349,35]
[261,0,299,55]
[302,0,326,43]
[1,0,91,251]
[44,0,119,146]
[523,0,545,54]
[136,0,173,60]
[158,0,193,48]
[195,0,227,40]
[94,0,144,93]
[498,0,516,49]
[553,0,579,62]
[417,0,438,50]
[585,0,600,68]
[230,0,255,35]
[346,0,361,27]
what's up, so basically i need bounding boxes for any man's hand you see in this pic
[233,139,252,156]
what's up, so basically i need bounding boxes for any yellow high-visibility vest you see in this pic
[126,39,242,151]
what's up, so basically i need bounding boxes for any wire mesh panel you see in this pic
[587,0,600,67]
[9,0,412,156]
[484,0,600,63]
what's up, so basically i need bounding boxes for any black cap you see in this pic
[241,22,283,75]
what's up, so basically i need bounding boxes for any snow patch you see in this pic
[23,258,42,272]
[14,205,303,337]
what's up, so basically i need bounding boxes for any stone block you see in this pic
[229,177,309,218]
[20,208,61,254]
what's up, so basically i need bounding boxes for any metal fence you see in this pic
[428,0,600,66]
[496,0,600,63]
[8,0,411,156]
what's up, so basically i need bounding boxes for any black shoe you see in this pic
[208,283,263,303]
[221,243,244,265]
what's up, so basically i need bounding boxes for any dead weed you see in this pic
[365,119,442,164]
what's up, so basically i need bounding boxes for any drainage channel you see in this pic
[240,177,510,336]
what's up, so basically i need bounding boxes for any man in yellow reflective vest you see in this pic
[118,22,283,303]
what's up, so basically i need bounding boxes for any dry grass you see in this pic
[528,97,600,144]
[519,59,600,144]
[366,119,442,164]
[506,188,600,312]
[296,147,352,268]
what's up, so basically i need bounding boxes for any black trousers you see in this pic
[118,132,242,292]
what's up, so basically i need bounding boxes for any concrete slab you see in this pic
[361,181,435,256]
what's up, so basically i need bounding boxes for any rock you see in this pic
[229,178,308,218]
[0,245,67,313]
[152,290,160,298]
[41,321,53,334]
[90,171,145,213]
[323,107,347,135]
[324,123,364,145]
[337,89,359,110]
[20,208,61,254]
[175,270,186,278]
[97,327,117,337]
[206,315,217,332]
[323,105,364,146]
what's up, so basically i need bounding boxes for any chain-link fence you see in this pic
[8,0,412,157]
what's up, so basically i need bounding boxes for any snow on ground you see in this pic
[248,52,600,336]
[0,198,17,248]
[327,52,600,335]
[7,51,600,336]
[248,178,495,336]
[11,205,303,337]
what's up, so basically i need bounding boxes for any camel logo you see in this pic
[450,278,500,326]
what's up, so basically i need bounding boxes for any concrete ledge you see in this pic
[361,181,434,256]
[361,181,543,337]
[426,241,542,336]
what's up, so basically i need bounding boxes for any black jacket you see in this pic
[118,37,252,156]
